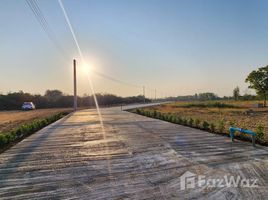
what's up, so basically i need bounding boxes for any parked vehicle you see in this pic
[22,102,36,111]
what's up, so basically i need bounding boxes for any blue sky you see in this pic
[1,0,268,97]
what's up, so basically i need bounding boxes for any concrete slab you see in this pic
[0,108,267,199]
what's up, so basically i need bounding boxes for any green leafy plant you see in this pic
[153,110,157,118]
[168,115,173,122]
[194,118,200,128]
[156,112,161,119]
[217,119,225,133]
[188,118,194,127]
[176,116,182,124]
[202,121,209,130]
[0,134,7,146]
[256,125,264,141]
[182,118,188,125]
[210,123,215,132]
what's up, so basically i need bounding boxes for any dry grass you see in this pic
[144,101,268,141]
[0,108,72,133]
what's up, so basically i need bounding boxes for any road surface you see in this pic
[0,107,268,199]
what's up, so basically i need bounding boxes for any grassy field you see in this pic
[132,101,268,144]
[0,108,72,134]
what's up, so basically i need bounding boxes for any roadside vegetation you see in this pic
[0,110,71,153]
[130,100,267,145]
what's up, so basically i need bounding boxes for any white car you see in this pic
[22,102,36,111]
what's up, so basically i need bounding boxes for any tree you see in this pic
[246,66,268,107]
[233,86,240,101]
[198,92,218,101]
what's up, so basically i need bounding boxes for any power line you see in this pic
[25,0,69,59]
[58,0,144,91]
[26,0,172,98]
[91,69,141,89]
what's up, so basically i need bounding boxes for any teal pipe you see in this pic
[229,127,256,146]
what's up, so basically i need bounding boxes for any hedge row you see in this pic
[0,112,70,151]
[133,108,265,142]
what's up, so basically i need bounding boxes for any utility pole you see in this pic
[73,59,77,111]
[143,86,145,104]
[155,89,156,101]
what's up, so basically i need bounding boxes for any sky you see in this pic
[1,0,268,98]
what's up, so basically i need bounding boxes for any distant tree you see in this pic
[246,66,268,107]
[45,90,63,99]
[0,90,149,110]
[233,86,240,101]
[198,92,218,101]
[241,94,257,101]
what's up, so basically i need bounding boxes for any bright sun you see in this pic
[82,63,92,75]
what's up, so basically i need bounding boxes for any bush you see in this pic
[0,134,7,146]
[177,102,238,108]
[153,110,157,118]
[210,123,215,132]
[188,118,194,126]
[182,118,188,125]
[176,116,182,124]
[164,114,169,121]
[194,119,200,128]
[217,120,225,133]
[155,112,161,119]
[168,115,173,122]
[256,125,264,141]
[202,121,209,130]
[171,115,177,123]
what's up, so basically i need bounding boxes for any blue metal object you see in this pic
[229,127,256,147]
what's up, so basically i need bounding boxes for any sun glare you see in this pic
[82,63,92,75]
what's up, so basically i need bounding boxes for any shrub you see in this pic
[194,119,200,128]
[136,109,141,114]
[217,120,225,133]
[0,134,7,146]
[140,109,145,115]
[171,115,177,123]
[176,102,238,108]
[164,114,169,121]
[256,125,264,141]
[210,123,215,132]
[169,115,173,122]
[4,133,15,143]
[153,110,157,118]
[176,116,182,124]
[202,121,209,130]
[188,118,194,127]
[182,118,188,125]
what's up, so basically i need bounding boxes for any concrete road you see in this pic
[0,107,268,199]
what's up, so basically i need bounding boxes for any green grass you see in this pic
[0,111,70,152]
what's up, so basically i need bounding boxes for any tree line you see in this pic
[0,90,150,110]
